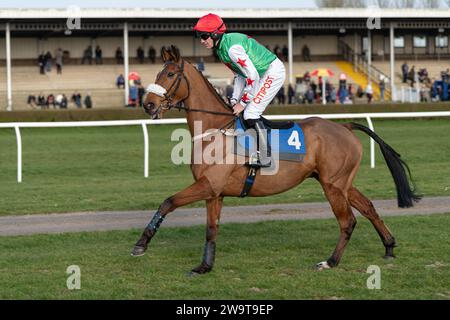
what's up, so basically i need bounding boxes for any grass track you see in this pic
[0,214,448,299]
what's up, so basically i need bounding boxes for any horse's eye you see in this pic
[168,72,175,77]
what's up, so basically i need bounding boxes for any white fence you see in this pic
[1,111,450,183]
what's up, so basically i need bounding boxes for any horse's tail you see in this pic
[344,122,422,208]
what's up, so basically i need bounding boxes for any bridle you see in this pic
[147,59,235,117]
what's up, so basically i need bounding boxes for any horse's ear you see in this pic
[161,46,171,63]
[170,45,181,63]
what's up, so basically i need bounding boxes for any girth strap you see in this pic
[239,166,258,198]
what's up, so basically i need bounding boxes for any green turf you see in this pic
[0,214,448,299]
[0,119,449,215]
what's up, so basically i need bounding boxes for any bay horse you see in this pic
[132,45,421,274]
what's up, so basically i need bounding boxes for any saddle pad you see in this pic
[233,117,306,162]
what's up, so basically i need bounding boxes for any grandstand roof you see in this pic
[1,8,450,20]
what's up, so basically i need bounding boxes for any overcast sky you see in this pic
[0,0,317,8]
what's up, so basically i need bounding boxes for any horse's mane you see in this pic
[186,60,233,111]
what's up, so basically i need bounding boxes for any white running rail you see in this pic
[1,112,450,183]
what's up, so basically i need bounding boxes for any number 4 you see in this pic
[288,131,302,150]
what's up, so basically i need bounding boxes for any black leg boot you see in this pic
[246,118,271,168]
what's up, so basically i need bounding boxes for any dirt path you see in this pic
[0,197,449,236]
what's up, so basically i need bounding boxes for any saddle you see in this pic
[233,115,306,197]
[238,115,295,130]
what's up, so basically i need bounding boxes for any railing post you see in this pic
[366,116,375,169]
[14,125,22,183]
[142,123,149,178]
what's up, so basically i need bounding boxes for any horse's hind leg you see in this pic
[190,197,223,276]
[316,182,357,270]
[348,186,397,259]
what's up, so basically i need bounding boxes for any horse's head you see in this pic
[143,45,189,119]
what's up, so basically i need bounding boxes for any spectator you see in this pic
[348,84,355,102]
[408,65,416,86]
[365,83,374,104]
[306,86,314,104]
[276,86,285,105]
[302,45,311,62]
[60,94,68,109]
[138,84,146,107]
[84,93,93,109]
[379,76,386,101]
[47,94,56,109]
[95,46,103,64]
[418,68,429,83]
[303,71,311,83]
[55,93,63,107]
[37,93,46,108]
[128,86,138,107]
[38,53,45,75]
[356,85,364,98]
[288,84,295,104]
[273,45,280,59]
[339,73,347,89]
[401,62,409,83]
[27,94,37,108]
[137,46,145,64]
[148,46,156,64]
[281,45,288,62]
[295,79,307,104]
[442,68,450,83]
[116,47,123,64]
[311,81,317,98]
[56,48,63,74]
[82,46,92,65]
[329,85,337,104]
[116,74,125,89]
[338,85,348,104]
[44,51,52,72]
[71,92,82,108]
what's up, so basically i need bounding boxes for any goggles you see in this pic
[195,31,212,40]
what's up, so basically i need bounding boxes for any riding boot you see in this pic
[247,118,271,168]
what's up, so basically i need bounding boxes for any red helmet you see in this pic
[193,13,226,34]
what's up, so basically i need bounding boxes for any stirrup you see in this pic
[247,151,271,168]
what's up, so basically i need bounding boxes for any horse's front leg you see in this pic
[131,176,215,257]
[190,196,223,276]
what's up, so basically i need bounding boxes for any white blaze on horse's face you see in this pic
[146,84,167,97]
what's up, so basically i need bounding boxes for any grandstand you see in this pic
[2,8,450,110]
[0,61,363,109]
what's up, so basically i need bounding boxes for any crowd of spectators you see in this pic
[400,61,450,102]
[27,92,92,109]
[37,45,159,75]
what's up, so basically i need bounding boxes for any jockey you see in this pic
[193,13,286,168]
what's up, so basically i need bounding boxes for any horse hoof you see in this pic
[384,254,395,260]
[315,261,331,271]
[131,246,146,257]
[189,263,212,275]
